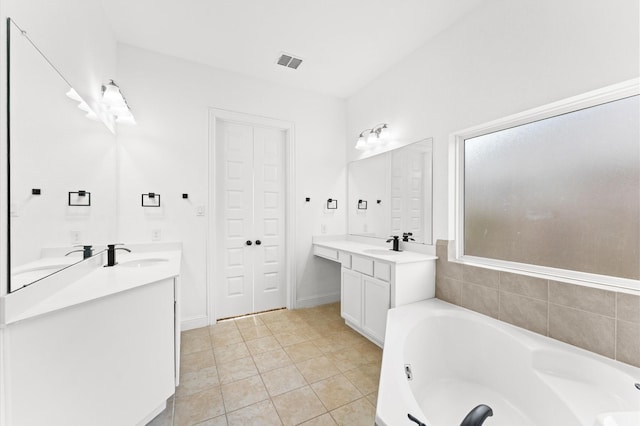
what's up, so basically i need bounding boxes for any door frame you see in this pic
[207,108,296,324]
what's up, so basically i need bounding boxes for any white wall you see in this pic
[115,44,346,326]
[346,0,640,242]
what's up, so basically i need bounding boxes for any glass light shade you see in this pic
[102,82,124,107]
[355,136,366,150]
[85,110,99,121]
[378,125,389,139]
[77,101,92,112]
[116,113,136,125]
[65,88,82,102]
[366,132,379,145]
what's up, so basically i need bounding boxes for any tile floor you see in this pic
[148,302,382,426]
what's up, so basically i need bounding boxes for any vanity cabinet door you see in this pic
[362,275,390,344]
[341,267,362,327]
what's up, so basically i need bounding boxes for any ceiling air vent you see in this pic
[276,53,303,70]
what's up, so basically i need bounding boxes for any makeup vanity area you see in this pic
[1,18,181,426]
[314,139,437,347]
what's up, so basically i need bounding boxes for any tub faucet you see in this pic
[386,235,401,251]
[65,245,93,259]
[105,244,131,267]
[460,404,493,426]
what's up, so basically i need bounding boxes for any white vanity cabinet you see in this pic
[341,256,392,345]
[314,241,436,347]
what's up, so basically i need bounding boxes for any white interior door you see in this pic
[215,119,286,320]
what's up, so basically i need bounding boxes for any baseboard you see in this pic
[295,292,340,309]
[181,315,208,331]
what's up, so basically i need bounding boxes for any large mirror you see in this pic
[8,18,117,292]
[348,138,433,244]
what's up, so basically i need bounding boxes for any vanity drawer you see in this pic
[352,255,374,276]
[339,251,352,268]
[374,261,391,282]
[314,246,338,260]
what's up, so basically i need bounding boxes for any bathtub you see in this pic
[376,299,640,426]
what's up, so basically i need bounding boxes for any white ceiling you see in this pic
[101,0,485,98]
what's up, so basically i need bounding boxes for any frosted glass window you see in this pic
[464,95,639,280]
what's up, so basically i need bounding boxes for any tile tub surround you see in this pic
[148,302,381,426]
[435,240,640,368]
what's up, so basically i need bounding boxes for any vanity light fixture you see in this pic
[327,199,338,209]
[142,193,161,207]
[355,123,389,150]
[68,190,91,206]
[101,80,136,125]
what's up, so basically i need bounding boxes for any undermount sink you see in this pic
[118,258,169,268]
[363,248,401,255]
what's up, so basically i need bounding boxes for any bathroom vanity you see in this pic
[0,245,182,426]
[313,239,436,346]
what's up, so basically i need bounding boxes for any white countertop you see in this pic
[314,240,437,264]
[2,247,182,325]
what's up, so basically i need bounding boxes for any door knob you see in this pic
[246,240,253,246]
[255,240,262,245]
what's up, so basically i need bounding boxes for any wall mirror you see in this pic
[348,138,433,244]
[7,18,117,292]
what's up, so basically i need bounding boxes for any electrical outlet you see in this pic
[321,224,327,234]
[152,229,161,241]
[196,205,205,216]
[70,230,81,244]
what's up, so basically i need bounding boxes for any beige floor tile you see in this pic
[239,325,272,341]
[209,320,239,335]
[313,334,353,354]
[261,365,307,396]
[234,315,265,329]
[329,397,375,426]
[272,386,327,426]
[258,309,290,324]
[253,348,293,373]
[181,349,216,374]
[211,329,244,347]
[266,318,308,334]
[174,386,225,426]
[226,399,282,426]
[216,356,259,384]
[246,336,282,355]
[220,375,269,412]
[184,327,211,340]
[296,356,341,384]
[311,374,363,410]
[213,341,250,364]
[343,363,380,395]
[327,347,367,373]
[365,391,378,407]
[284,341,322,363]
[300,413,338,425]
[182,333,213,355]
[177,366,220,398]
[194,415,228,426]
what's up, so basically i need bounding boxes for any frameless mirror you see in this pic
[348,138,433,244]
[8,18,117,292]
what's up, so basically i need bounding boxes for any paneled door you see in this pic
[215,120,286,320]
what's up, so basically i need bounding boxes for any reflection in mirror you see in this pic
[8,18,117,292]
[348,138,433,244]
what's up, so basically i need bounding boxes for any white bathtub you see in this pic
[376,299,640,426]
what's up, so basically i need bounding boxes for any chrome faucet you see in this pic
[65,245,93,259]
[105,244,131,267]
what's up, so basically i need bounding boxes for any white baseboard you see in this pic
[181,315,208,331]
[295,292,340,309]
